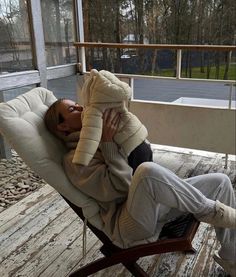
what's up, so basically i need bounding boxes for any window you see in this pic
[41,0,77,66]
[47,75,77,101]
[0,0,33,74]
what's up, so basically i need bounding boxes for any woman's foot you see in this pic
[214,253,236,277]
[199,200,236,229]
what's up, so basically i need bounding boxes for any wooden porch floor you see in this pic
[0,147,235,277]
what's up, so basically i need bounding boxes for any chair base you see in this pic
[63,197,199,277]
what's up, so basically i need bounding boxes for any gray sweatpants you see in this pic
[122,162,236,261]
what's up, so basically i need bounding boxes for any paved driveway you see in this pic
[133,78,235,102]
[47,75,235,106]
[2,76,234,106]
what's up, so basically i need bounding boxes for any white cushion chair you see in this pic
[0,87,102,229]
[0,87,199,276]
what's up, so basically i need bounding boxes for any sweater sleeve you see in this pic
[63,142,132,203]
[72,106,103,166]
[99,142,131,177]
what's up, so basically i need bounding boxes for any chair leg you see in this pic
[100,245,148,277]
[100,244,118,256]
[69,256,149,277]
[69,256,116,276]
[185,246,197,254]
[70,244,151,277]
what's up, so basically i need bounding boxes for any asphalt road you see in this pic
[47,75,235,106]
[133,78,235,102]
[3,75,234,105]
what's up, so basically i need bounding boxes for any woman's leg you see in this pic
[127,162,216,221]
[128,141,153,175]
[186,173,236,261]
[186,173,235,210]
[126,162,236,260]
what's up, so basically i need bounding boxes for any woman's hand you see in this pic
[101,109,120,142]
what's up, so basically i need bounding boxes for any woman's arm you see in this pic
[100,109,132,190]
[63,109,132,202]
[63,144,132,203]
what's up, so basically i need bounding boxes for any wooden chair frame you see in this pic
[63,197,199,277]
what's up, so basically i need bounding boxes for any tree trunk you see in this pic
[223,51,231,80]
[151,49,158,75]
[134,0,145,73]
[201,52,205,73]
[54,0,63,64]
[115,1,121,72]
[206,52,211,79]
[215,52,220,79]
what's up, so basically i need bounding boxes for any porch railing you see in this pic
[74,42,236,166]
[74,42,236,81]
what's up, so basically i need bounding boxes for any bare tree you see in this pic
[81,0,235,78]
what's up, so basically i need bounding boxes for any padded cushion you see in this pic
[0,87,103,229]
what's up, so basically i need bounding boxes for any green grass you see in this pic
[155,64,236,80]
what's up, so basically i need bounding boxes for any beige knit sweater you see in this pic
[63,138,160,248]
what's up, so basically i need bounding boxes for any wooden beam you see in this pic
[75,0,86,72]
[28,0,47,87]
[0,71,40,91]
[0,92,11,159]
[47,64,77,80]
[0,135,11,159]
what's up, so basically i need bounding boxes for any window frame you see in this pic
[0,0,80,91]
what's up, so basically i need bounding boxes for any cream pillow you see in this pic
[0,87,103,230]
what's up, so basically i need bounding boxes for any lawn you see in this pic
[157,64,236,80]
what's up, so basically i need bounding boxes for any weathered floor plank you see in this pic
[0,185,55,230]
[1,194,67,264]
[0,208,76,276]
[0,149,235,277]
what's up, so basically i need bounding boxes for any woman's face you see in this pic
[57,99,83,133]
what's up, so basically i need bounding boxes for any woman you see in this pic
[45,98,236,276]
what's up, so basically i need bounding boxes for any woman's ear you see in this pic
[57,122,70,132]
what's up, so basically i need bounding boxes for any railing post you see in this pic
[129,78,134,100]
[176,49,182,79]
[76,0,86,72]
[228,83,234,109]
[224,83,235,169]
[0,135,11,159]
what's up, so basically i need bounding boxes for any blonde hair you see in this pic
[44,99,67,141]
